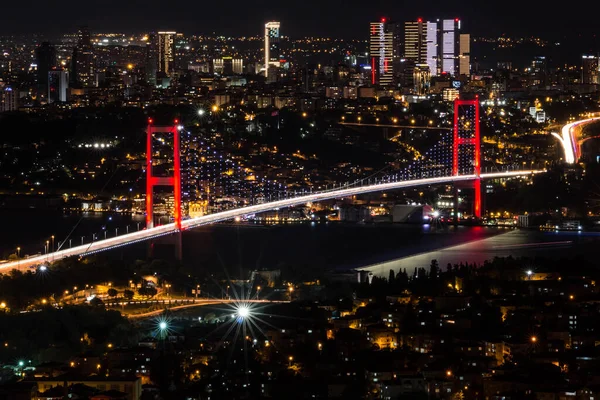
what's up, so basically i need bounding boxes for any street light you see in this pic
[45,241,49,255]
[16,247,20,258]
[51,235,55,252]
[198,109,205,116]
[256,286,261,300]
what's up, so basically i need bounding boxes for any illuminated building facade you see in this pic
[459,33,471,76]
[0,87,18,112]
[582,55,599,84]
[404,19,437,75]
[440,19,460,76]
[264,21,281,79]
[48,69,68,103]
[213,57,244,75]
[369,18,399,87]
[157,31,176,76]
[404,18,468,77]
[146,33,158,85]
[71,26,95,87]
[413,64,431,95]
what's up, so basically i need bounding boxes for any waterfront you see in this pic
[5,209,600,278]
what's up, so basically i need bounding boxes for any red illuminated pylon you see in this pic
[452,97,481,218]
[146,120,182,230]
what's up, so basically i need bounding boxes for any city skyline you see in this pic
[4,0,600,39]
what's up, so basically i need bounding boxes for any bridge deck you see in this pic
[0,170,543,273]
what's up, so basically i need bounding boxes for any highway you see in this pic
[551,117,600,164]
[119,299,287,319]
[0,170,542,273]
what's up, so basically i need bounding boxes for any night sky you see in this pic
[3,0,600,40]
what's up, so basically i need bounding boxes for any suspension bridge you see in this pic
[0,98,547,272]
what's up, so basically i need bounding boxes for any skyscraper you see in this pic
[48,69,68,103]
[439,19,460,76]
[404,19,468,77]
[35,42,56,100]
[71,26,94,87]
[404,20,424,63]
[0,87,18,113]
[369,18,399,87]
[146,33,158,86]
[264,21,281,79]
[157,32,176,76]
[582,55,599,84]
[459,34,471,76]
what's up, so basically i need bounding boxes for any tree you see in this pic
[123,290,134,300]
[388,269,396,285]
[107,288,118,298]
[90,297,104,307]
[429,260,439,280]
[138,287,157,298]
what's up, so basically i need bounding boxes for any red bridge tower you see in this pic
[453,97,481,218]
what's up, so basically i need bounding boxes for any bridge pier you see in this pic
[147,232,182,261]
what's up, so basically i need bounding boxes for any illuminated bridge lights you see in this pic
[0,169,544,273]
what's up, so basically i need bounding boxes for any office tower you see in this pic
[404,19,436,73]
[404,20,424,63]
[146,33,158,86]
[157,31,176,75]
[582,55,599,84]
[48,69,68,103]
[439,19,460,76]
[35,42,56,99]
[71,26,94,87]
[369,18,399,86]
[264,21,281,79]
[0,87,18,112]
[404,18,468,77]
[530,56,547,86]
[459,34,470,76]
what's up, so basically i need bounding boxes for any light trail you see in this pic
[123,299,287,320]
[552,117,600,164]
[0,170,543,273]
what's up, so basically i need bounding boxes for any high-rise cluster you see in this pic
[369,17,470,89]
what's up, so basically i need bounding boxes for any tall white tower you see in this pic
[264,22,281,78]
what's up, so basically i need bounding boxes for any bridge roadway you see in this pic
[0,170,542,273]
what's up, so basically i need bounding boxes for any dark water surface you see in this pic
[2,210,599,275]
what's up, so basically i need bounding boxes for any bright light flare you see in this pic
[159,321,168,330]
[236,305,251,319]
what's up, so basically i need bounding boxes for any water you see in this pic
[0,210,144,258]
[2,210,599,277]
[364,229,600,277]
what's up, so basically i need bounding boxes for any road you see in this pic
[0,170,542,273]
[552,117,600,164]
[120,299,288,319]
